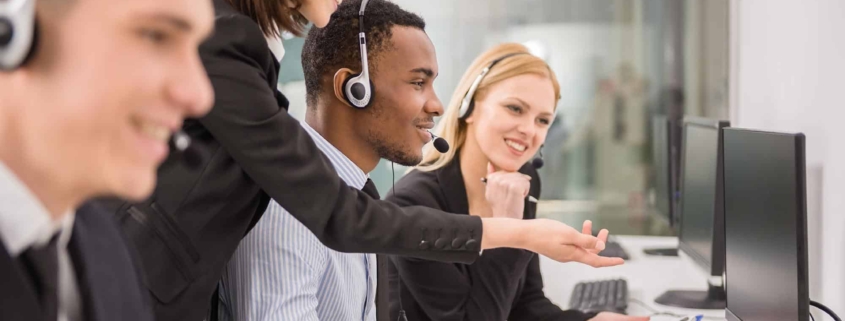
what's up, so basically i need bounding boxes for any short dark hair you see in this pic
[301,0,425,106]
[225,0,309,37]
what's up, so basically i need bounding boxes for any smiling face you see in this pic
[0,0,215,203]
[356,26,442,166]
[465,74,557,172]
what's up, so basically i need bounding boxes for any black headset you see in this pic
[341,0,374,108]
[0,0,38,71]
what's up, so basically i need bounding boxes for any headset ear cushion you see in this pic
[460,100,475,119]
[20,20,38,67]
[342,74,376,108]
[0,16,38,70]
[341,73,357,106]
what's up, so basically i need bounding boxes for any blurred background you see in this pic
[279,0,730,236]
[277,0,844,316]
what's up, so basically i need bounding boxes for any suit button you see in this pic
[418,240,430,250]
[434,238,449,249]
[464,239,479,251]
[451,237,467,249]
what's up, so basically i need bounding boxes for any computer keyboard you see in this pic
[568,279,629,314]
[599,239,630,260]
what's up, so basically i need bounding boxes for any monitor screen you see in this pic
[652,116,672,224]
[678,121,722,273]
[724,129,808,321]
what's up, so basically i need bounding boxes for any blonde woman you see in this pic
[386,43,648,321]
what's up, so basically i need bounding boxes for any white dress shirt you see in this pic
[218,120,377,321]
[0,162,81,321]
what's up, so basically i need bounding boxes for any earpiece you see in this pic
[531,145,544,169]
[342,0,373,108]
[0,0,38,71]
[458,52,527,119]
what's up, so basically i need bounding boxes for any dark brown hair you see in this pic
[225,0,310,37]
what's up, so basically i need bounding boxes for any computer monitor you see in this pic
[723,128,809,321]
[651,115,674,226]
[644,116,680,257]
[655,117,729,309]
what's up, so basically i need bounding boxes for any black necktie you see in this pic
[19,235,60,321]
[362,179,389,321]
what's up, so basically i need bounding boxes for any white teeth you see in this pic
[505,139,527,152]
[136,120,170,143]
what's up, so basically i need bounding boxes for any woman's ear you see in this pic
[333,68,355,107]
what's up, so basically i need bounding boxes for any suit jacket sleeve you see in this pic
[198,14,482,263]
[386,172,535,321]
[507,255,596,321]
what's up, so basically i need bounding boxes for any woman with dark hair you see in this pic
[106,1,623,320]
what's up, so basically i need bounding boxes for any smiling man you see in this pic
[217,1,440,320]
[0,0,213,320]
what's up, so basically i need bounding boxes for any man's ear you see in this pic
[333,68,355,108]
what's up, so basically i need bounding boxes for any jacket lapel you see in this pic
[0,241,43,321]
[66,210,102,321]
[435,155,470,214]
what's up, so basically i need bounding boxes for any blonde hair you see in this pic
[414,43,561,172]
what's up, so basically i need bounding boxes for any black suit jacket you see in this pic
[0,203,152,321]
[98,1,484,320]
[386,156,597,321]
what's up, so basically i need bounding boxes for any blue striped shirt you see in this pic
[218,120,377,321]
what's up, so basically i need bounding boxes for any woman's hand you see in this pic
[588,312,650,321]
[484,162,531,219]
[581,220,610,254]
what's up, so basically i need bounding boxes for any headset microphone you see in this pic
[169,130,204,169]
[427,131,450,153]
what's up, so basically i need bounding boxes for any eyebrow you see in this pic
[139,12,193,32]
[410,68,436,78]
[507,97,554,117]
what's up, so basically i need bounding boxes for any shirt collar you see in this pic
[266,34,285,62]
[0,161,75,256]
[299,120,368,190]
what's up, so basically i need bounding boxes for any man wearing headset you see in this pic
[0,0,214,320]
[217,2,462,320]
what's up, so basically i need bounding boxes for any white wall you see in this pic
[732,0,845,318]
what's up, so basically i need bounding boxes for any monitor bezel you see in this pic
[677,117,729,277]
[651,115,674,227]
[722,128,809,321]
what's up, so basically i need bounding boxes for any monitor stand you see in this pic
[654,282,726,309]
[643,247,679,256]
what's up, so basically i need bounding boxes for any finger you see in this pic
[581,220,593,236]
[570,232,606,252]
[568,248,625,268]
[590,228,610,254]
[597,228,609,243]
[487,162,496,175]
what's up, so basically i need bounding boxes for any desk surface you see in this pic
[540,235,727,321]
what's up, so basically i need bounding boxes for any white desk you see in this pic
[540,236,727,321]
